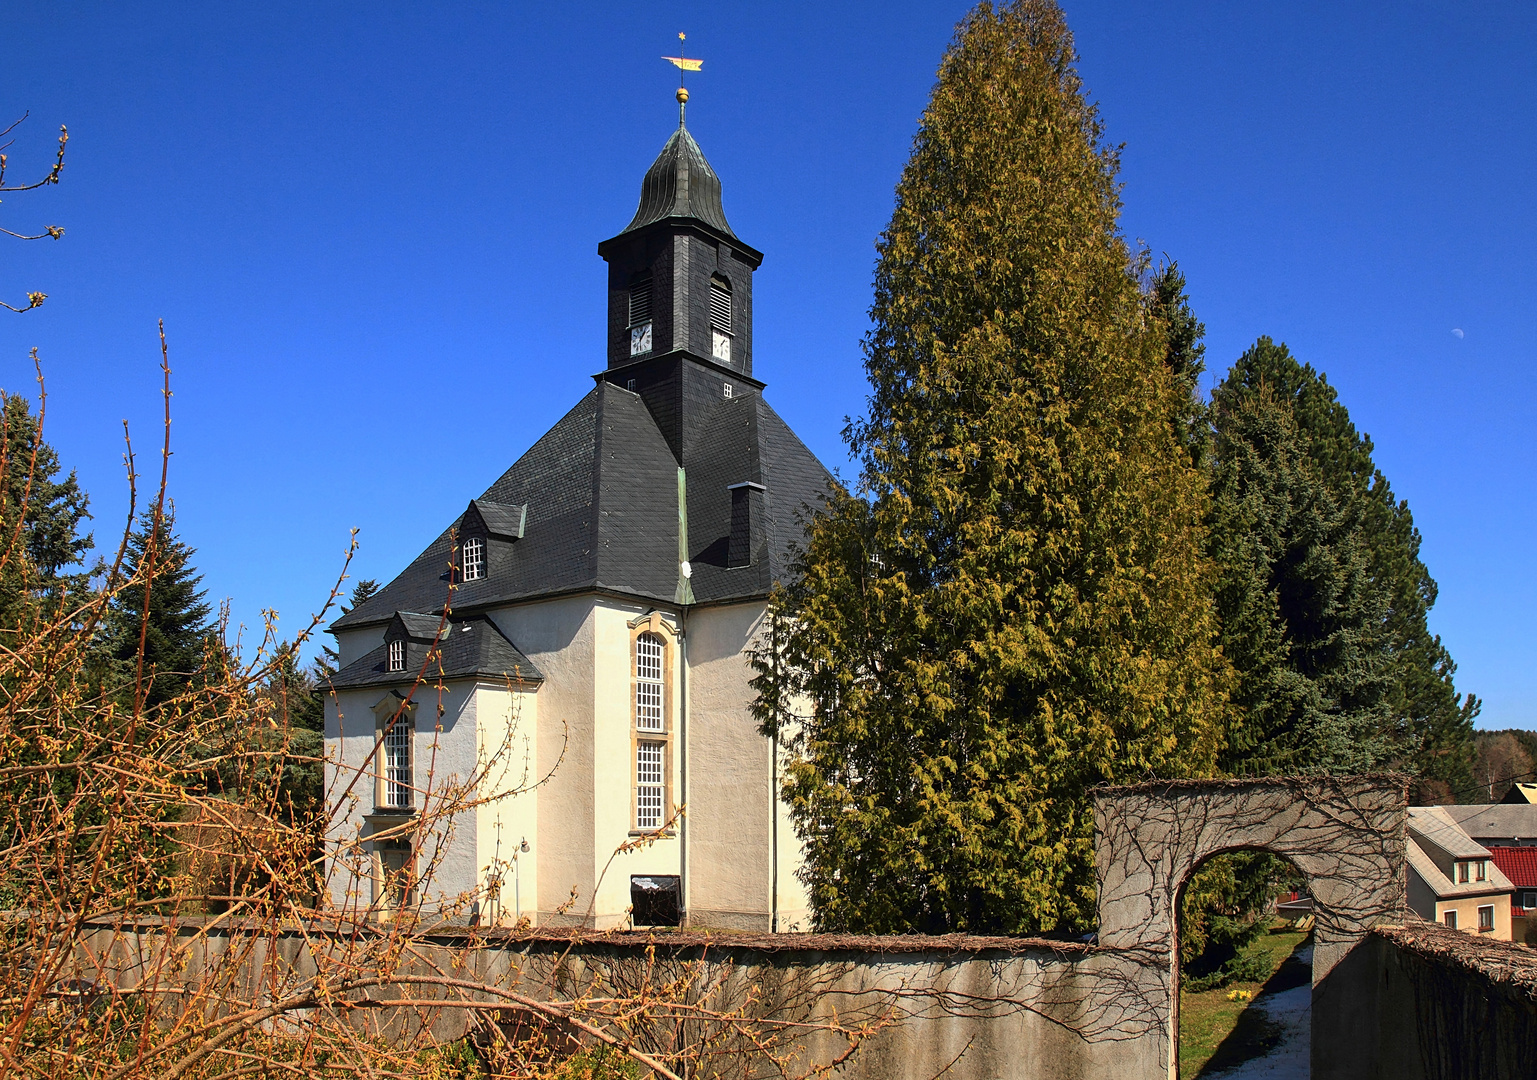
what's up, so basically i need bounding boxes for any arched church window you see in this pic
[461,536,485,582]
[709,277,732,364]
[635,632,665,732]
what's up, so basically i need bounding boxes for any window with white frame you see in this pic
[1478,904,1495,931]
[636,740,665,829]
[635,632,665,732]
[382,716,413,810]
[387,638,405,673]
[1443,909,1457,929]
[462,535,485,582]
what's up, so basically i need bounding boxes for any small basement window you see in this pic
[387,638,405,673]
[631,874,681,927]
[1478,905,1495,932]
[461,536,485,582]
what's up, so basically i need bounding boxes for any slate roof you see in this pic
[1440,804,1537,844]
[1409,806,1492,861]
[332,376,833,632]
[330,612,543,690]
[622,123,737,240]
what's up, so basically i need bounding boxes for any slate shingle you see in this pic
[332,361,833,633]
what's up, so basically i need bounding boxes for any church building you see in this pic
[324,90,831,931]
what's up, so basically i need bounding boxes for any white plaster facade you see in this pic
[324,594,809,930]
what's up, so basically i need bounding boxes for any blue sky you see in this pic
[1,3,1532,727]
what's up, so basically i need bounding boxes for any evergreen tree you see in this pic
[755,0,1230,935]
[0,391,93,621]
[1147,262,1207,467]
[102,510,213,711]
[1210,338,1478,783]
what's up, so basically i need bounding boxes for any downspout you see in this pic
[676,467,694,924]
[771,720,779,932]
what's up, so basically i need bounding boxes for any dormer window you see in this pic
[461,536,485,582]
[387,638,405,673]
[709,277,732,363]
[629,273,653,357]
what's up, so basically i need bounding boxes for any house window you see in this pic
[378,841,415,909]
[1525,891,1537,909]
[387,638,405,673]
[709,277,732,363]
[635,632,665,732]
[1478,905,1495,932]
[1475,860,1487,882]
[629,274,653,357]
[461,536,485,582]
[636,740,665,829]
[1443,909,1458,929]
[382,715,413,810]
[1458,861,1470,883]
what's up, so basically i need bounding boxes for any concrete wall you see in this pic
[1095,776,1409,1080]
[1333,922,1537,1079]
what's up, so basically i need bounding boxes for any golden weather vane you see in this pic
[662,31,702,124]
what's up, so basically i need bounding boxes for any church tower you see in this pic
[595,90,764,463]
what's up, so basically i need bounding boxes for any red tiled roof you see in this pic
[1488,846,1537,888]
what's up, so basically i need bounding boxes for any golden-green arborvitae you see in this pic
[756,0,1230,934]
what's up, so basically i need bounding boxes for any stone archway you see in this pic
[1094,776,1407,1080]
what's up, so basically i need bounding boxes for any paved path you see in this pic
[1206,944,1312,1079]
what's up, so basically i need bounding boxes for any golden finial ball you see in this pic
[677,87,689,104]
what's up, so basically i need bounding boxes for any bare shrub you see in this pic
[0,335,896,1079]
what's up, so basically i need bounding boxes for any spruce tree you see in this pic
[102,510,213,711]
[1210,338,1477,784]
[0,391,93,621]
[755,0,1229,935]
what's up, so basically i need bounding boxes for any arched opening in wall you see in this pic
[1176,848,1314,1079]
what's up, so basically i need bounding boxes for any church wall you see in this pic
[685,599,808,931]
[472,681,539,927]
[586,600,685,928]
[487,595,599,924]
[323,680,481,916]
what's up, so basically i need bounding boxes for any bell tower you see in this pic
[596,89,763,379]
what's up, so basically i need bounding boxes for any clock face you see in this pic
[712,330,731,364]
[631,322,652,356]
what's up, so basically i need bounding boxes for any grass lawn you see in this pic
[1178,922,1311,1078]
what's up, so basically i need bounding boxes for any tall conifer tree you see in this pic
[755,0,1229,935]
[0,392,93,623]
[1209,339,1477,786]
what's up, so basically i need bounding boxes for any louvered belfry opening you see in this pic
[709,277,731,333]
[709,276,732,364]
[629,273,653,327]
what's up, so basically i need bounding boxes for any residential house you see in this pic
[1489,846,1537,945]
[1406,806,1514,939]
[1440,803,1537,847]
